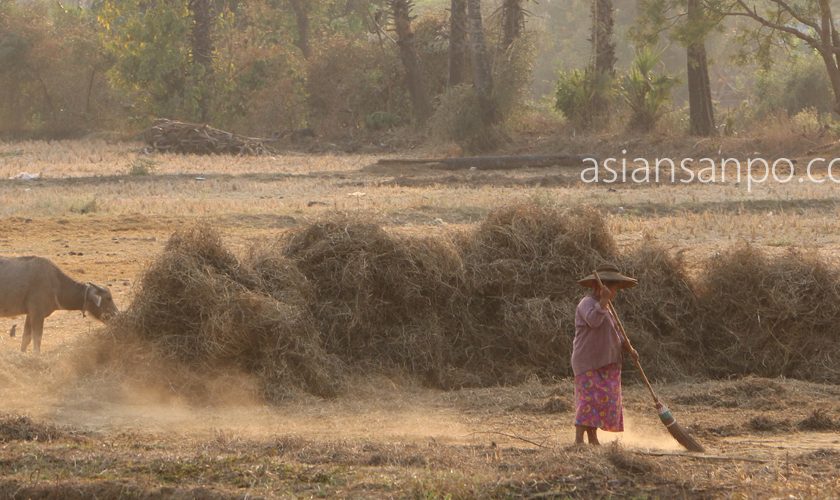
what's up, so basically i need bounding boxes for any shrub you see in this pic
[555,66,613,130]
[754,52,834,117]
[307,36,409,137]
[620,47,677,133]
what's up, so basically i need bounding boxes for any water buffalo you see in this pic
[0,256,119,353]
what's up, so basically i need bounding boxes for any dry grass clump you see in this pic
[605,442,658,475]
[672,377,789,410]
[616,243,701,381]
[749,415,791,432]
[696,245,840,383]
[283,216,467,384]
[797,409,838,431]
[104,225,343,400]
[0,415,65,442]
[459,203,617,380]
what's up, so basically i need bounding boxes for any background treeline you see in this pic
[1,0,838,146]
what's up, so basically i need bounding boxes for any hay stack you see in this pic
[616,243,702,380]
[283,217,467,382]
[91,203,840,400]
[697,244,840,383]
[108,226,343,400]
[459,203,617,380]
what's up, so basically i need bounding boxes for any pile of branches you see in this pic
[141,118,273,155]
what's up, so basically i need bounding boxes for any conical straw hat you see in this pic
[578,263,637,289]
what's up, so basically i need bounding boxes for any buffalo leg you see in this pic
[31,315,45,354]
[20,316,32,352]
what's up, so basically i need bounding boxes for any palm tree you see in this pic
[449,0,468,86]
[466,0,497,125]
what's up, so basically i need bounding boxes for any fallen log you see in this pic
[142,118,275,155]
[376,154,595,170]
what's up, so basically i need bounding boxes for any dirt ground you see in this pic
[1,140,839,498]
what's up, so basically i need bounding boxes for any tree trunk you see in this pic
[687,0,715,136]
[30,67,55,121]
[391,0,432,124]
[500,0,525,50]
[819,50,840,114]
[448,0,468,86]
[466,0,497,125]
[289,0,311,59]
[591,0,615,75]
[817,0,840,114]
[85,67,96,116]
[188,0,214,121]
[590,0,614,118]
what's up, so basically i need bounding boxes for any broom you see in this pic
[594,271,705,453]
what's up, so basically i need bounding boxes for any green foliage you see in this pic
[619,47,677,132]
[98,0,309,133]
[209,4,308,134]
[754,52,833,117]
[791,107,823,135]
[428,84,485,146]
[428,35,533,152]
[414,13,451,101]
[365,111,403,131]
[554,67,613,130]
[428,84,508,152]
[494,35,537,120]
[0,1,116,136]
[99,0,192,119]
[307,35,409,136]
[629,0,669,47]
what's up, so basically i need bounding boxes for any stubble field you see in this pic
[0,139,838,498]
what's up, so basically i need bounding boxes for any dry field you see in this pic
[1,139,839,498]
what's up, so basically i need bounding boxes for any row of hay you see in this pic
[97,202,840,401]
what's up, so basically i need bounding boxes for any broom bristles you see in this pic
[667,421,705,452]
[659,405,705,452]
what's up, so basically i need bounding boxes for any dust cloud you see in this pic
[0,342,472,445]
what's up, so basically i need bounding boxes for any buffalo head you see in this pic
[84,283,119,321]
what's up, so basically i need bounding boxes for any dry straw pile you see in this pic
[696,245,840,383]
[458,204,617,383]
[95,202,840,401]
[103,226,343,400]
[282,217,467,385]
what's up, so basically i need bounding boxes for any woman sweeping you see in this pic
[572,264,639,445]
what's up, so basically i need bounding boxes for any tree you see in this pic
[0,1,113,134]
[390,0,432,123]
[635,0,717,136]
[448,0,468,86]
[99,1,192,118]
[621,47,678,131]
[500,0,526,50]
[591,0,616,75]
[591,0,615,117]
[466,0,497,125]
[712,0,840,114]
[686,0,715,135]
[288,0,311,59]
[188,0,215,121]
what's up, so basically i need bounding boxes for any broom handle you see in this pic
[593,271,662,408]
